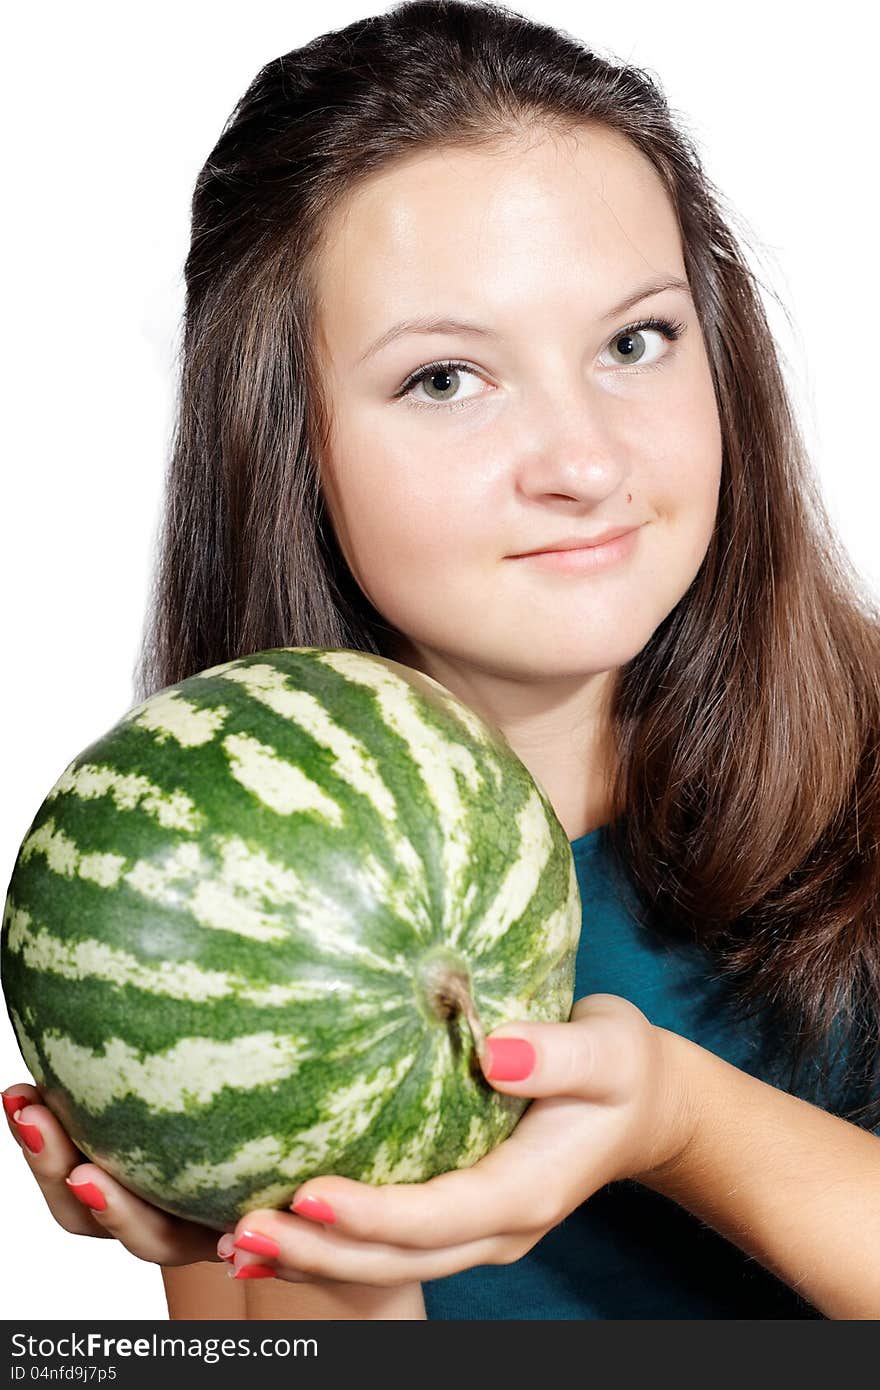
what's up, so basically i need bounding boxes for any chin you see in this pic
[536,625,655,671]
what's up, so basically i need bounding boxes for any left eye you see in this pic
[600,317,684,367]
[396,314,686,412]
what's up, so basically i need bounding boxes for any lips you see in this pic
[512,524,640,557]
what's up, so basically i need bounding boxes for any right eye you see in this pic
[396,359,488,412]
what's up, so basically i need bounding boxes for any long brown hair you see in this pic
[132,0,880,1126]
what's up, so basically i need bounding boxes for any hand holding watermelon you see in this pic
[2,648,581,1232]
[217,993,699,1285]
[3,1083,222,1266]
[5,993,697,1283]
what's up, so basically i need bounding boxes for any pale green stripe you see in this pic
[167,1049,418,1201]
[315,651,498,936]
[217,661,398,822]
[123,689,231,748]
[45,762,203,834]
[41,1028,311,1114]
[450,787,556,952]
[487,850,581,973]
[221,729,344,822]
[14,820,407,968]
[215,660,432,924]
[20,817,127,885]
[362,1039,448,1182]
[9,1008,47,1088]
[4,898,376,1008]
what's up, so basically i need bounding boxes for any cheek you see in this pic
[323,437,486,617]
[657,372,723,544]
[688,414,724,551]
[342,463,473,558]
[636,389,722,608]
[665,473,722,603]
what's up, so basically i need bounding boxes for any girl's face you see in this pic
[312,125,722,690]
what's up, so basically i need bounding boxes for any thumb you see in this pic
[481,993,649,1101]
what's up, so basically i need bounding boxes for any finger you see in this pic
[225,1211,519,1288]
[3,1084,41,1128]
[61,1160,220,1266]
[222,997,649,1257]
[4,1091,218,1265]
[275,1085,625,1251]
[4,1093,114,1239]
[481,993,652,1103]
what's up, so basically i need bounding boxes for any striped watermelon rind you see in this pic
[1,647,581,1230]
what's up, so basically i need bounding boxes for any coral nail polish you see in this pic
[13,1117,43,1154]
[3,1092,25,1121]
[485,1036,536,1081]
[65,1178,107,1211]
[233,1263,276,1279]
[234,1230,280,1259]
[290,1194,337,1224]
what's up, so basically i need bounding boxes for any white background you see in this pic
[2,0,877,1320]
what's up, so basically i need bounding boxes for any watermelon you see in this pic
[1,647,581,1231]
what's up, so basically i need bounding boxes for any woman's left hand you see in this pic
[218,993,698,1285]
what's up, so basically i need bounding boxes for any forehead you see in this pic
[314,125,685,363]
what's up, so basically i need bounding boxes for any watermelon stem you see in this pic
[425,966,488,1070]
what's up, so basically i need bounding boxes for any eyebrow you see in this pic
[355,274,693,365]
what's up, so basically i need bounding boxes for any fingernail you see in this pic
[65,1178,107,1211]
[13,1116,43,1154]
[217,1233,236,1260]
[232,1263,276,1279]
[485,1036,536,1081]
[3,1092,26,1121]
[234,1230,279,1259]
[290,1194,336,1224]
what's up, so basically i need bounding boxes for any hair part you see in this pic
[133,0,880,1126]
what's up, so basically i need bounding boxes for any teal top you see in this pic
[421,825,870,1320]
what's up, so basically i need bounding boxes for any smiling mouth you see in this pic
[509,525,642,558]
[507,525,643,572]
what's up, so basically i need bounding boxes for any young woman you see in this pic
[4,0,879,1320]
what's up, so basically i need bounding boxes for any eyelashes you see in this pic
[395,315,687,413]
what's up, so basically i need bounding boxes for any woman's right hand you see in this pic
[4,1083,222,1267]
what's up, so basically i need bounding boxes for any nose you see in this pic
[514,379,629,502]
